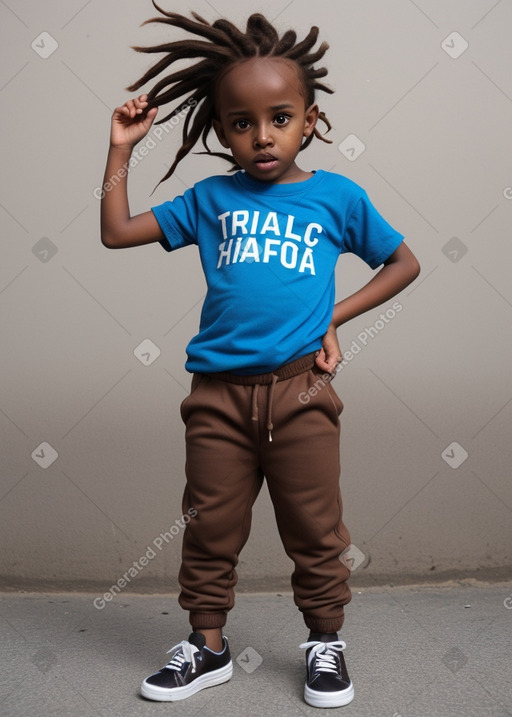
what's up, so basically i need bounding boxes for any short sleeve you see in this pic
[151,186,199,252]
[342,190,404,269]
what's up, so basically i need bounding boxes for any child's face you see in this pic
[213,57,319,184]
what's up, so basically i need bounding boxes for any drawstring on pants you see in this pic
[266,374,278,442]
[206,351,319,444]
[249,375,277,441]
[251,384,259,422]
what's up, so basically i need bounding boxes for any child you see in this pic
[100,5,420,709]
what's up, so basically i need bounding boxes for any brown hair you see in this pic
[127,2,333,185]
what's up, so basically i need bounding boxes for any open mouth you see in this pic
[254,154,278,170]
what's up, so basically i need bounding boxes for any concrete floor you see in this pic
[1,581,511,717]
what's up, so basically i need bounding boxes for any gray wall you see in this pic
[1,0,511,595]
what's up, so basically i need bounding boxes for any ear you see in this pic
[213,118,230,149]
[303,103,319,138]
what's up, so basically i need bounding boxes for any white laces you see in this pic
[300,640,347,675]
[164,640,200,674]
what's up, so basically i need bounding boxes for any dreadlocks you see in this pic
[127,2,333,185]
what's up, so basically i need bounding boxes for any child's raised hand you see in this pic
[110,94,158,150]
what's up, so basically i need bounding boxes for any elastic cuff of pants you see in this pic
[190,611,227,629]
[303,613,344,633]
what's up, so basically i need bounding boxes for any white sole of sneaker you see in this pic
[304,680,354,708]
[141,661,233,702]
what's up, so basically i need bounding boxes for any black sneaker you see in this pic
[300,639,354,708]
[141,631,232,702]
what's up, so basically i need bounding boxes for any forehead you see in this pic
[216,57,305,110]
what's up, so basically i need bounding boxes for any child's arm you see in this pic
[100,94,164,249]
[316,241,420,373]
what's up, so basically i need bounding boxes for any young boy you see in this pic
[100,8,420,709]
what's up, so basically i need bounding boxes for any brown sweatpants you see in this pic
[177,352,352,634]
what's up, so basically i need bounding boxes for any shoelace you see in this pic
[299,640,347,675]
[164,640,200,674]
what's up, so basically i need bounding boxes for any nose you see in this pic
[253,123,273,148]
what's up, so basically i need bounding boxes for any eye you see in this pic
[274,114,290,125]
[234,119,250,130]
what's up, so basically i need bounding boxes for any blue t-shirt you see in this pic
[152,169,404,374]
